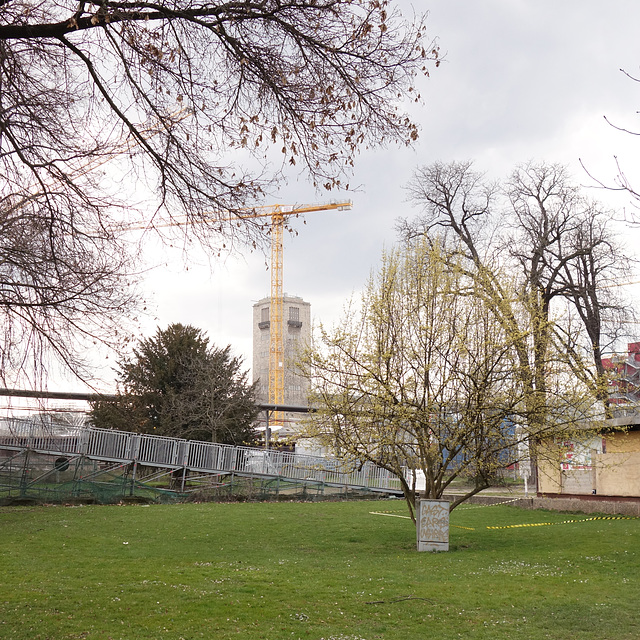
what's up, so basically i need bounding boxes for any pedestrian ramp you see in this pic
[0,418,403,501]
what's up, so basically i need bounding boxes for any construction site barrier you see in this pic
[0,418,402,496]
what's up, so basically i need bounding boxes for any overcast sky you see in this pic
[79,1,640,395]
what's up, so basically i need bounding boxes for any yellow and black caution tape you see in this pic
[457,497,522,509]
[370,511,412,520]
[371,502,637,534]
[487,515,636,530]
[370,511,476,530]
[370,510,635,531]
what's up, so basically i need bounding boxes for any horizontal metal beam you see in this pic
[0,387,117,402]
[0,388,316,413]
[260,404,316,413]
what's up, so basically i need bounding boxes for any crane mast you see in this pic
[263,202,352,428]
[269,208,285,417]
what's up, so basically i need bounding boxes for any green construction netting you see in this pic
[0,452,184,505]
[0,450,390,505]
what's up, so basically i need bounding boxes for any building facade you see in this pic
[602,342,640,409]
[537,419,640,499]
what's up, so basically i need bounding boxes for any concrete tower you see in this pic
[252,295,311,436]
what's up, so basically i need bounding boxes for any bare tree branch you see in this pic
[0,0,439,382]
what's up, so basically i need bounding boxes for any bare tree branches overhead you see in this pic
[0,0,437,219]
[401,160,635,413]
[0,0,438,382]
[581,70,640,219]
[0,192,139,385]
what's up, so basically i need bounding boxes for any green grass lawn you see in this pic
[1,499,638,639]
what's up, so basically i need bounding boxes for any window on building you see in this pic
[261,307,269,322]
[289,307,299,321]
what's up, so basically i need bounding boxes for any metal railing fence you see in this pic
[0,418,401,492]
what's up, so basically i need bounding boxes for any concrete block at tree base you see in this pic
[417,499,449,552]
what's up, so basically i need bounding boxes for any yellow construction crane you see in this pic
[127,200,353,425]
[199,202,352,425]
[255,202,352,424]
[16,112,352,426]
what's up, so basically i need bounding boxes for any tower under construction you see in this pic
[252,295,311,440]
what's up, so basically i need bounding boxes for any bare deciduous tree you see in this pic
[505,163,634,408]
[1,0,437,222]
[0,0,439,382]
[0,191,139,385]
[401,161,634,414]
